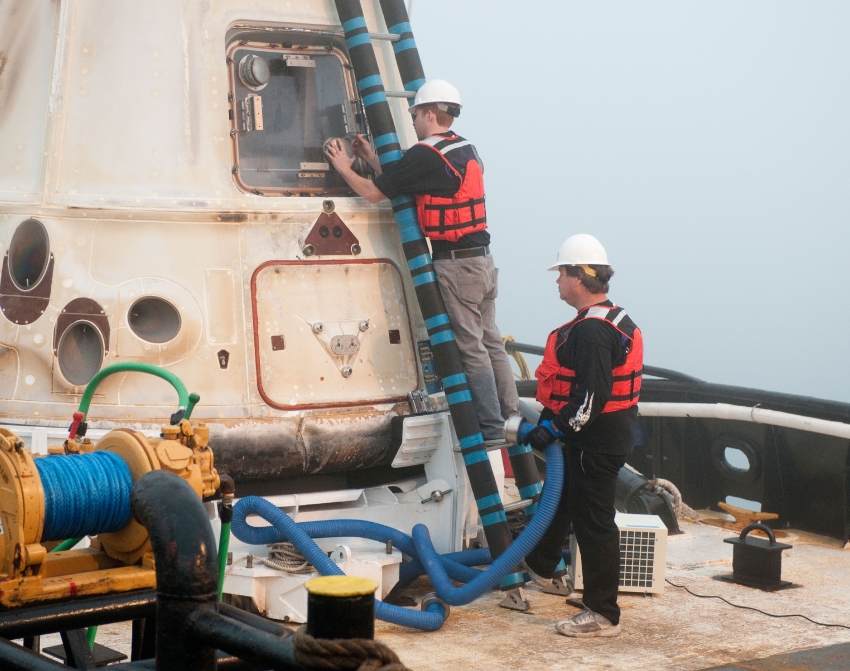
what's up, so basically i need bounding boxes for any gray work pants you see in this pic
[433,253,520,440]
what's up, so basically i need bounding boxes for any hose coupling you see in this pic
[504,415,525,445]
[421,592,450,619]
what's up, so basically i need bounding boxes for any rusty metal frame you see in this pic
[250,258,418,411]
[225,35,360,197]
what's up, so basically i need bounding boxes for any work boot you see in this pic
[555,608,620,638]
[520,561,552,589]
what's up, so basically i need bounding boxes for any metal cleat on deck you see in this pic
[701,502,790,538]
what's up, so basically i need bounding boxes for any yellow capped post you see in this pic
[305,575,378,640]
[304,576,378,598]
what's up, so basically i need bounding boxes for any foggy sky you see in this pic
[410,1,850,401]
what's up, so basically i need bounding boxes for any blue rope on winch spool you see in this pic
[35,452,134,541]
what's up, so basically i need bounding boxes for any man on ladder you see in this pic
[326,79,518,447]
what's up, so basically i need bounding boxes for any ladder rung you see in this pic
[453,441,509,453]
[503,498,534,512]
[386,90,415,99]
[369,32,401,42]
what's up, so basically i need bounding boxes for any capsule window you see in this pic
[128,297,181,344]
[8,219,50,291]
[227,27,368,196]
[57,321,104,386]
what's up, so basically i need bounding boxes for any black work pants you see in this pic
[526,445,626,624]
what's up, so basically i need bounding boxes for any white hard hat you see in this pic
[408,79,462,116]
[548,234,609,270]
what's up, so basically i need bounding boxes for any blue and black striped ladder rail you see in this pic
[334,0,522,590]
[379,0,544,584]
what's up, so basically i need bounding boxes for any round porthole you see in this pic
[238,54,270,90]
[57,321,104,386]
[8,219,50,291]
[724,447,750,471]
[711,434,762,484]
[128,297,181,344]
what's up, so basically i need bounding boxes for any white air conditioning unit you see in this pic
[570,513,667,595]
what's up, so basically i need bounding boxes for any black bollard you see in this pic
[305,576,378,640]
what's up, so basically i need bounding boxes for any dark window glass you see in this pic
[229,43,366,195]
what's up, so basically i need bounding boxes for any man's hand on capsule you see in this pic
[351,134,376,161]
[325,139,354,173]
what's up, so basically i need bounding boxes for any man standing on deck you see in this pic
[325,79,519,446]
[522,234,643,638]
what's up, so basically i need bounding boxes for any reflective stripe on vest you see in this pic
[535,305,644,415]
[414,134,488,242]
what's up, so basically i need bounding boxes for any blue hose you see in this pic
[295,520,488,583]
[230,441,564,630]
[236,517,417,555]
[231,498,446,631]
[410,442,563,606]
[232,514,488,586]
[398,548,491,587]
[36,452,134,541]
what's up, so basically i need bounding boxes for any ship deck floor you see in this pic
[29,514,850,670]
[374,514,850,671]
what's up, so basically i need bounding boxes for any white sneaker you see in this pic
[556,608,621,638]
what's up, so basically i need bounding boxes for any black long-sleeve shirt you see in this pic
[372,132,491,253]
[540,301,638,456]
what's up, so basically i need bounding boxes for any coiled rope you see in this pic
[263,542,315,573]
[35,452,134,541]
[293,630,411,671]
[502,335,533,380]
[223,543,315,577]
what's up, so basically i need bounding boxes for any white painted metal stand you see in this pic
[213,410,507,623]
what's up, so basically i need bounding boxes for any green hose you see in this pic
[86,626,97,650]
[185,393,201,420]
[50,537,83,553]
[48,365,196,649]
[217,521,231,601]
[66,363,192,646]
[78,362,190,421]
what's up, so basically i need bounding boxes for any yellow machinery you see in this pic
[0,420,219,608]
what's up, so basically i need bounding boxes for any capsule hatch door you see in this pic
[252,260,418,409]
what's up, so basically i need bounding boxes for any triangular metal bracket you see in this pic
[303,212,360,256]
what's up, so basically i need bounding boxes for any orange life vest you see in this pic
[414,133,488,242]
[535,304,643,415]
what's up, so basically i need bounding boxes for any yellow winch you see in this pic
[0,420,219,608]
